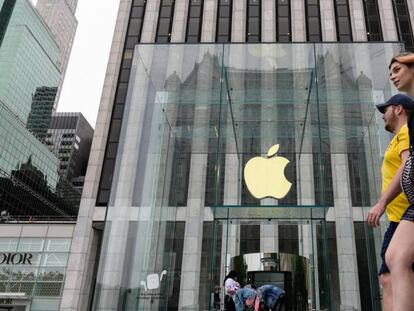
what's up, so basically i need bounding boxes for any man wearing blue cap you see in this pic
[367,94,413,310]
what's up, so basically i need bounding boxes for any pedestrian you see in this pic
[384,52,414,311]
[224,270,240,311]
[366,92,412,310]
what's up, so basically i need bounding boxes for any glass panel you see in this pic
[41,253,68,267]
[90,43,404,311]
[0,238,17,251]
[18,238,44,252]
[44,239,71,252]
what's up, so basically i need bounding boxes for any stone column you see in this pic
[232,0,246,42]
[348,0,367,41]
[59,1,133,310]
[320,0,337,41]
[324,49,361,310]
[178,48,214,309]
[377,0,398,41]
[140,0,161,43]
[201,0,218,42]
[171,0,189,42]
[292,0,306,41]
[407,0,414,41]
[262,0,276,42]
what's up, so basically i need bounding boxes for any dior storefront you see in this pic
[0,224,74,311]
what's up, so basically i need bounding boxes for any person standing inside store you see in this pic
[384,53,414,311]
[366,92,412,311]
[223,270,240,311]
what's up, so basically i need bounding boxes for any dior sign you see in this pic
[0,253,33,265]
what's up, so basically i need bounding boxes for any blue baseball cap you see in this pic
[376,94,414,113]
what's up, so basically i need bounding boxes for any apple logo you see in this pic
[244,144,292,199]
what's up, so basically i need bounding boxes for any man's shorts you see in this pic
[379,222,398,275]
[379,221,414,275]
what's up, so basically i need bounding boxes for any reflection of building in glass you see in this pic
[46,112,93,191]
[0,0,60,122]
[60,1,413,311]
[27,86,58,142]
[0,0,79,220]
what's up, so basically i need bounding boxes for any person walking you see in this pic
[224,270,240,311]
[366,92,412,310]
[384,53,414,311]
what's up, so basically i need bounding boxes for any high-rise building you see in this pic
[0,2,79,308]
[35,0,78,83]
[46,112,94,190]
[50,1,414,310]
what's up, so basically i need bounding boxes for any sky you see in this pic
[32,0,120,127]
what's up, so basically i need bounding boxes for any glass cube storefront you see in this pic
[92,43,402,310]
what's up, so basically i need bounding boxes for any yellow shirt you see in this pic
[381,124,409,222]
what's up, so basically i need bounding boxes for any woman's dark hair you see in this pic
[223,270,238,285]
[408,110,414,148]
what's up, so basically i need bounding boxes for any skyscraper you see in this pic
[0,1,81,309]
[35,0,78,82]
[46,112,94,188]
[61,1,414,310]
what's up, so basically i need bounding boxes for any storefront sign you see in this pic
[0,252,33,265]
[0,298,12,305]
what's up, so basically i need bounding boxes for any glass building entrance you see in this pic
[92,43,403,310]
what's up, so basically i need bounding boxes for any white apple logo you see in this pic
[244,144,292,199]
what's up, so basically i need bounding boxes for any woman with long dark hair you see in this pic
[385,52,414,311]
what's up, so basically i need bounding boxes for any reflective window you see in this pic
[305,0,322,42]
[276,0,291,41]
[0,238,71,298]
[334,0,353,41]
[391,0,414,51]
[156,0,175,42]
[216,0,232,42]
[247,0,261,42]
[97,0,147,206]
[186,0,204,42]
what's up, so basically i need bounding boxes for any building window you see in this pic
[156,0,175,43]
[392,0,414,51]
[334,0,353,42]
[362,0,383,41]
[186,0,204,42]
[97,1,147,206]
[0,0,17,47]
[216,0,232,42]
[276,0,291,42]
[305,0,322,42]
[247,0,261,42]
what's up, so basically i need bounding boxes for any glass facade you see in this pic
[0,0,80,218]
[0,237,71,310]
[91,42,403,310]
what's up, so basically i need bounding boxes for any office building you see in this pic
[46,112,94,190]
[36,0,78,83]
[0,1,79,309]
[51,0,414,310]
